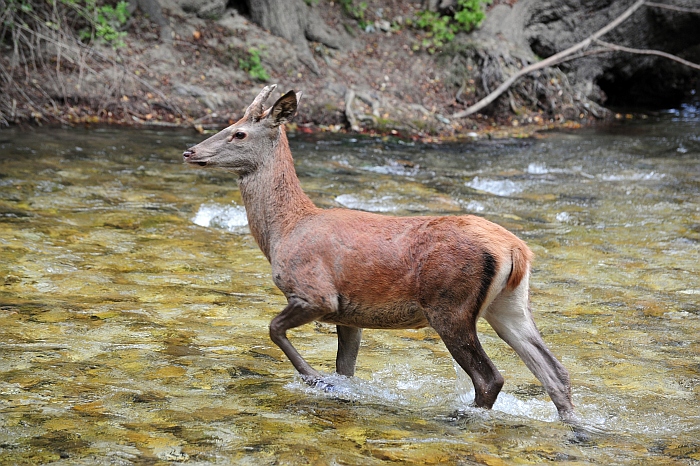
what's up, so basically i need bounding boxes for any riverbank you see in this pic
[0,1,570,137]
[2,0,696,139]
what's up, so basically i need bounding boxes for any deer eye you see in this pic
[230,131,246,141]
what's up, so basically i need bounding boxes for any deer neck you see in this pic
[237,127,317,262]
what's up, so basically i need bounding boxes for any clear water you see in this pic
[0,111,698,464]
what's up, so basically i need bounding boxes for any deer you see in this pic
[183,85,577,424]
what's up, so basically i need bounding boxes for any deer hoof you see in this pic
[313,379,336,392]
[300,374,333,391]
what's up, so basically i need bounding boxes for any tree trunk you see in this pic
[448,0,700,119]
[245,0,346,74]
[525,0,700,108]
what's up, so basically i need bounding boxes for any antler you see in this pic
[244,84,278,121]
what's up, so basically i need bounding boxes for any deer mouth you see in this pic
[183,157,209,167]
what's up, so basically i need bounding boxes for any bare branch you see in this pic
[452,0,647,119]
[12,22,184,118]
[594,39,700,71]
[645,2,700,14]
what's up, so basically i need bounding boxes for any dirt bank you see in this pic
[1,0,698,139]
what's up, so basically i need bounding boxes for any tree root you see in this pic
[344,88,381,132]
[452,0,649,119]
[451,0,700,119]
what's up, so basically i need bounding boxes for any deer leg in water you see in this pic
[427,309,504,409]
[336,325,362,376]
[483,287,576,422]
[269,297,326,383]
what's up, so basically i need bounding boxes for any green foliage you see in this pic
[239,48,270,82]
[416,0,491,52]
[338,0,369,29]
[79,1,131,48]
[416,11,454,49]
[1,1,131,49]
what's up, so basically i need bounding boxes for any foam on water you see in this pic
[362,160,421,177]
[459,200,485,213]
[284,361,655,436]
[526,162,550,174]
[666,100,700,122]
[335,194,401,212]
[555,211,572,222]
[451,360,559,423]
[286,361,566,424]
[599,171,665,181]
[286,364,456,410]
[466,177,522,196]
[192,202,249,233]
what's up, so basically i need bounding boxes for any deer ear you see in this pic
[267,90,301,127]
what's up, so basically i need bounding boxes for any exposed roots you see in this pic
[449,44,610,123]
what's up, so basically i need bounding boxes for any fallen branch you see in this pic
[645,2,700,14]
[451,0,648,119]
[594,39,700,71]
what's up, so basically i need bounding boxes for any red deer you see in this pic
[183,85,577,423]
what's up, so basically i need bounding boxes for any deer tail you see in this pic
[506,245,533,291]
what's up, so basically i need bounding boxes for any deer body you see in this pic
[184,85,576,423]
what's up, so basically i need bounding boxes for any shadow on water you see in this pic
[0,112,698,464]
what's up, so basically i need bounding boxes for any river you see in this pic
[0,107,698,464]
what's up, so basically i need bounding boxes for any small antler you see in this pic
[244,84,278,121]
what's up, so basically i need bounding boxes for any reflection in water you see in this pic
[0,115,698,464]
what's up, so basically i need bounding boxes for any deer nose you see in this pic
[183,149,195,159]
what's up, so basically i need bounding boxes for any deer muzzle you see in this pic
[183,148,208,166]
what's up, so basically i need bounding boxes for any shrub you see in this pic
[416,0,491,52]
[239,48,270,82]
[1,0,132,49]
[338,0,369,29]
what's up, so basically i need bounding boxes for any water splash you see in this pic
[334,194,400,212]
[362,160,420,177]
[286,361,565,424]
[599,171,664,181]
[192,202,249,233]
[556,211,572,223]
[285,364,457,410]
[460,200,485,213]
[666,100,700,122]
[527,163,550,174]
[451,360,559,423]
[466,177,522,196]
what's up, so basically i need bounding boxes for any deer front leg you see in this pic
[269,296,326,383]
[336,325,362,376]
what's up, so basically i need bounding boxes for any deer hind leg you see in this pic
[426,308,504,409]
[482,278,576,422]
[336,325,362,376]
[269,296,326,384]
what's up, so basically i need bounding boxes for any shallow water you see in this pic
[0,110,698,464]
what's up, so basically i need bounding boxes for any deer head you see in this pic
[182,84,301,175]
